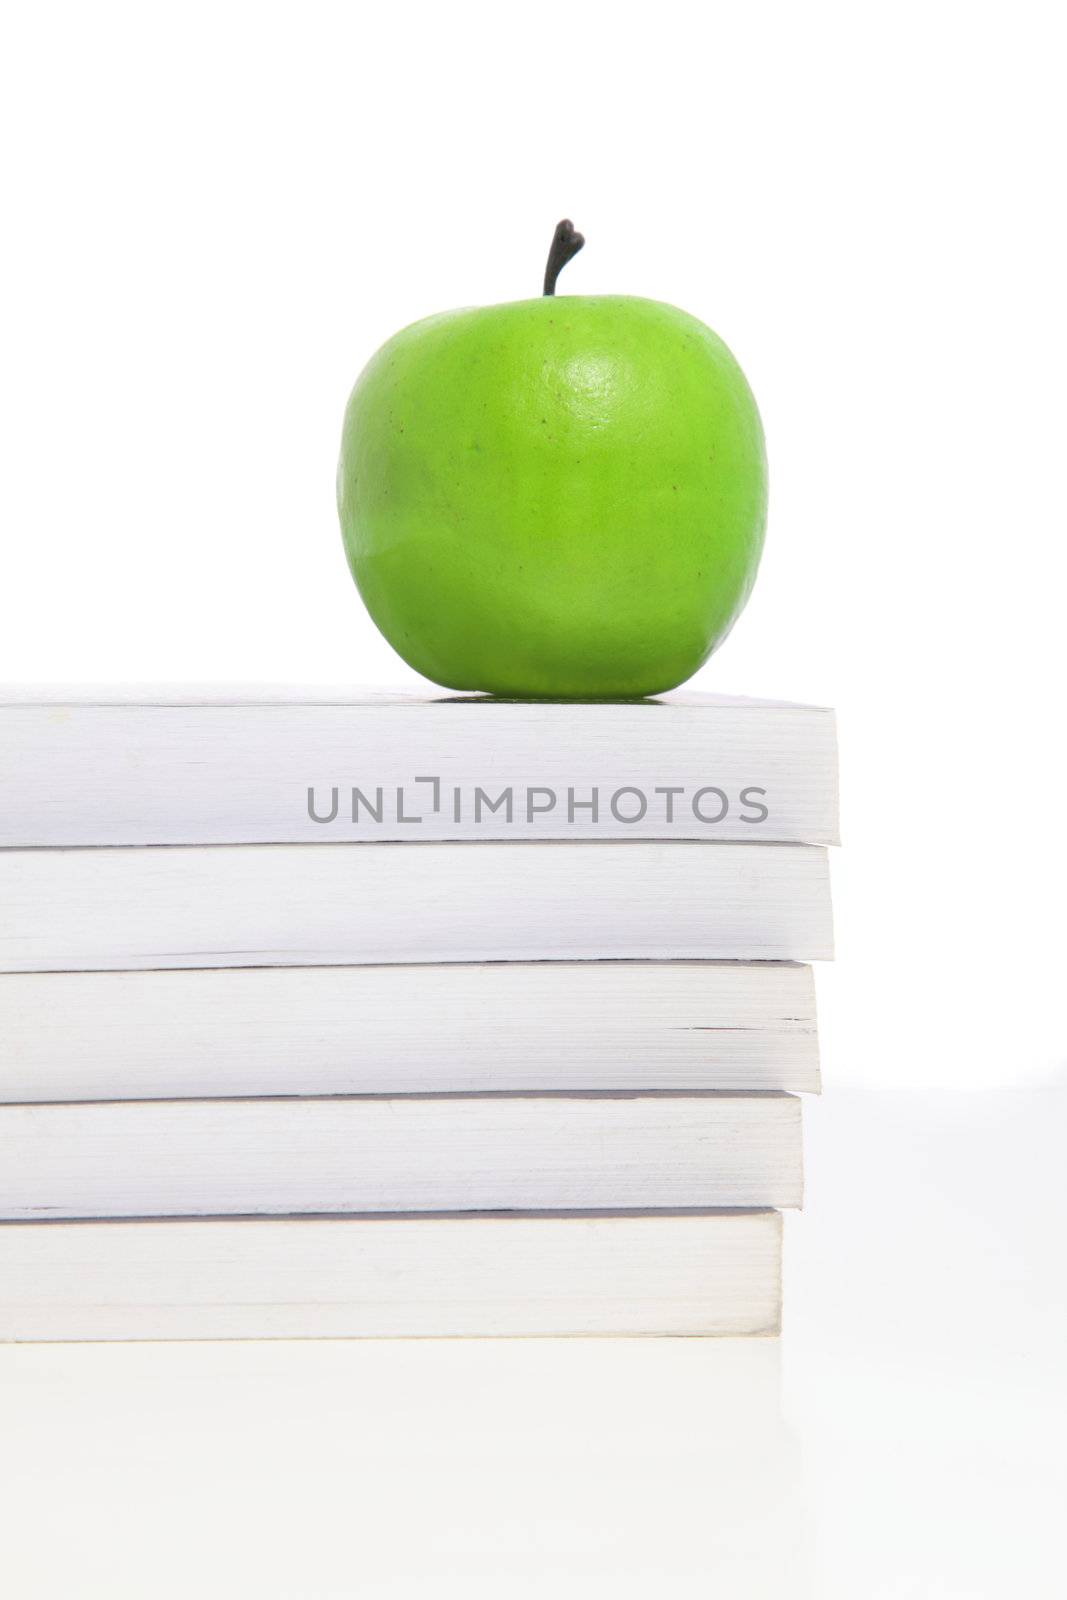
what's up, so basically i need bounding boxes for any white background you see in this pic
[1,5,1065,1594]
[2,0,1064,1090]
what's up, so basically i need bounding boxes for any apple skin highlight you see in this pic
[337,289,767,699]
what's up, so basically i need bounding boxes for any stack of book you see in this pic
[0,687,837,1340]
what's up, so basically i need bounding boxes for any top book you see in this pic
[0,686,839,847]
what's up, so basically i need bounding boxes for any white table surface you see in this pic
[2,1087,1064,1598]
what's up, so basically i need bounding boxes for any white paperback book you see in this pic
[0,840,832,972]
[0,961,820,1101]
[0,1211,783,1341]
[0,686,839,846]
[0,1094,802,1218]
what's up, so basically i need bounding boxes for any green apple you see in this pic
[337,221,767,698]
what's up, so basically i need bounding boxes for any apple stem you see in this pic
[543,220,585,295]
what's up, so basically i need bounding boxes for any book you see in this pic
[0,840,833,973]
[0,961,820,1101]
[0,1210,782,1341]
[0,1094,802,1218]
[0,686,839,847]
